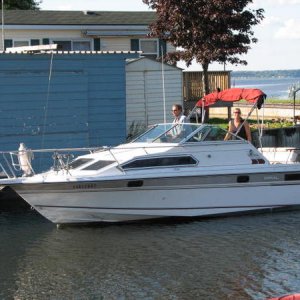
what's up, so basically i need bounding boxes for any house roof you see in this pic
[126,57,183,71]
[3,10,157,26]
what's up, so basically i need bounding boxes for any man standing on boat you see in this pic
[169,104,189,140]
[172,104,187,124]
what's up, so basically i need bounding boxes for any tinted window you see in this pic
[69,158,93,169]
[122,156,197,169]
[285,173,300,181]
[82,160,114,171]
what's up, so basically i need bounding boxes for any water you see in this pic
[232,77,300,100]
[1,210,300,299]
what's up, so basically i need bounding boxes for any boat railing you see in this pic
[0,146,103,179]
[0,142,195,178]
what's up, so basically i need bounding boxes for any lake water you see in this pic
[1,209,300,299]
[1,75,300,299]
[232,77,300,100]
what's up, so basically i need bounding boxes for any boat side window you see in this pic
[122,155,197,169]
[69,158,94,169]
[82,160,115,171]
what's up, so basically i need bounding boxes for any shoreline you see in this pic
[209,102,300,121]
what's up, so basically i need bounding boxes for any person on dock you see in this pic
[224,108,252,142]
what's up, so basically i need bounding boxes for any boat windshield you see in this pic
[131,123,232,144]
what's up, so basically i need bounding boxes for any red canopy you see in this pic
[196,88,266,109]
[268,294,300,300]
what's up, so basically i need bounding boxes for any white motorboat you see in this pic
[1,88,300,225]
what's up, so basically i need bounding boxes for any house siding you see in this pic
[126,58,183,137]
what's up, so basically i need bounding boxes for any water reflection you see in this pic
[1,211,300,299]
[0,211,52,300]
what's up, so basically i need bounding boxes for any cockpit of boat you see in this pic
[62,123,249,173]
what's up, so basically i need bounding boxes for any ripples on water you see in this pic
[1,210,300,299]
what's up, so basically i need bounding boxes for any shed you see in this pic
[0,51,139,153]
[126,57,183,138]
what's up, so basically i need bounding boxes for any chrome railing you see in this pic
[0,146,103,179]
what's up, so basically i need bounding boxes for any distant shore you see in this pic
[231,69,300,78]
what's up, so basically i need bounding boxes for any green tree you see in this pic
[143,0,264,96]
[0,0,41,10]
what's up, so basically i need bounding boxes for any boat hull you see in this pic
[10,174,300,224]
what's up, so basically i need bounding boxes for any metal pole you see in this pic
[294,91,296,125]
[161,46,166,123]
[1,0,4,51]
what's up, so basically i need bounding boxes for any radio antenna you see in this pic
[161,46,166,123]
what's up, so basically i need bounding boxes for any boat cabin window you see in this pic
[69,158,93,169]
[122,155,197,170]
[82,160,115,171]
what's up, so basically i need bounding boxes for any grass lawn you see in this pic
[209,118,295,130]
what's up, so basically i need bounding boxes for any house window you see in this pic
[139,39,158,58]
[13,40,30,47]
[73,41,91,51]
[52,40,91,51]
[53,40,72,51]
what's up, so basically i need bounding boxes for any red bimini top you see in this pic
[268,294,300,300]
[196,88,266,109]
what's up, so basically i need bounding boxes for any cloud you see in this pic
[275,19,300,39]
[276,0,300,3]
[261,16,281,27]
[261,0,300,4]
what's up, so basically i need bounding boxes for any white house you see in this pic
[1,10,175,56]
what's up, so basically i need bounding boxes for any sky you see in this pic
[39,0,300,72]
